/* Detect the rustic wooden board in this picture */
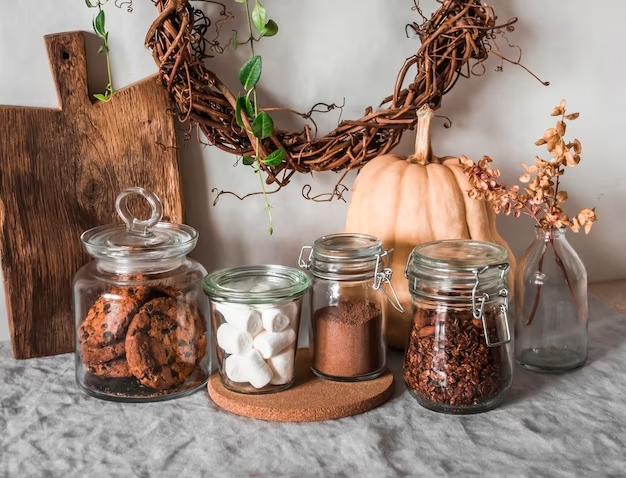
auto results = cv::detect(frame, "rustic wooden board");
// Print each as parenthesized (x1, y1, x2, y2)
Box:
(0, 31, 183, 359)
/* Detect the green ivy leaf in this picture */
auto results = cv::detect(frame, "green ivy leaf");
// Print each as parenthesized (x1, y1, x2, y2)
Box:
(260, 20, 279, 37)
(235, 98, 244, 128)
(85, 0, 95, 7)
(242, 155, 255, 166)
(242, 95, 254, 117)
(262, 148, 285, 167)
(251, 2, 268, 32)
(252, 111, 274, 139)
(94, 10, 106, 37)
(93, 93, 111, 102)
(97, 44, 108, 54)
(235, 96, 254, 128)
(239, 56, 262, 90)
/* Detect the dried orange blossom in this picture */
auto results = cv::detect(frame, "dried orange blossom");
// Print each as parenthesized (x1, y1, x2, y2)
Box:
(461, 100, 596, 233)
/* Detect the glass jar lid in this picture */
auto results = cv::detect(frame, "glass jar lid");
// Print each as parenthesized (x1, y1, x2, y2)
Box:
(81, 187, 197, 264)
(405, 239, 509, 301)
(408, 240, 508, 272)
(203, 265, 311, 304)
(299, 233, 382, 280)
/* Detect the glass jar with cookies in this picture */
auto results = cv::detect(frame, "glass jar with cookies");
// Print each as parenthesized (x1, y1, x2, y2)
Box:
(72, 187, 210, 402)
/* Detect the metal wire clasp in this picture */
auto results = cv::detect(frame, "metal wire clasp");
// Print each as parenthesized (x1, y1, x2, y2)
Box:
(298, 246, 313, 270)
(403, 254, 412, 279)
(471, 263, 511, 348)
(374, 249, 405, 313)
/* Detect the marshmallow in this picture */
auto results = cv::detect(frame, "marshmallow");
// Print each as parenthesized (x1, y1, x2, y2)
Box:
(224, 354, 248, 383)
(268, 347, 295, 385)
(253, 328, 296, 359)
(216, 323, 253, 355)
(260, 308, 290, 333)
(216, 304, 263, 336)
(278, 301, 299, 329)
(240, 349, 273, 389)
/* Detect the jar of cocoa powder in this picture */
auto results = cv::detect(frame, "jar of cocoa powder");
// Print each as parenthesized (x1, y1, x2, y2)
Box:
(403, 239, 513, 414)
(73, 187, 211, 402)
(299, 233, 403, 381)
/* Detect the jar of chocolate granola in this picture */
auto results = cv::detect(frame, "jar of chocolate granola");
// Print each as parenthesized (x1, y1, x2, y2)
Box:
(403, 240, 513, 414)
(299, 233, 404, 381)
(73, 187, 210, 402)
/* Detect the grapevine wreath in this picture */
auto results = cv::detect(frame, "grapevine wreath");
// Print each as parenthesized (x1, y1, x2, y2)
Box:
(145, 0, 547, 193)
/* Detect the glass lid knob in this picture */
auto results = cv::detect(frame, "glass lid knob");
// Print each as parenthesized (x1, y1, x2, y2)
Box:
(115, 187, 163, 237)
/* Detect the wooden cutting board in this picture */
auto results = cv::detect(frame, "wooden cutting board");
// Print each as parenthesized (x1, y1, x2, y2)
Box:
(0, 31, 183, 359)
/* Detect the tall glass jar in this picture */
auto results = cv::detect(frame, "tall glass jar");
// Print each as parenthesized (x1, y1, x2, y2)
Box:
(203, 265, 310, 394)
(299, 233, 403, 382)
(73, 187, 211, 402)
(515, 227, 588, 372)
(403, 240, 513, 414)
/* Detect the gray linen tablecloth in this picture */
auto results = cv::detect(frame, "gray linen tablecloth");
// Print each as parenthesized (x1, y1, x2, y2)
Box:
(1, 296, 625, 477)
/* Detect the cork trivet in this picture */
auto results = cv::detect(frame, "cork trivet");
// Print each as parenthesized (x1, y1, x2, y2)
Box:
(207, 348, 394, 422)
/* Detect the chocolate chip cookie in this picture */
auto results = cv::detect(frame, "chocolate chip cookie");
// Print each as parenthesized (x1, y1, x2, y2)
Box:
(88, 356, 133, 378)
(149, 287, 207, 361)
(184, 297, 207, 363)
(125, 297, 203, 389)
(79, 285, 151, 349)
(151, 285, 185, 300)
(80, 340, 126, 365)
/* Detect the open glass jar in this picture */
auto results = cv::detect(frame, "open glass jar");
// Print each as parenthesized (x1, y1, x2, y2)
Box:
(203, 265, 310, 394)
(299, 233, 403, 382)
(73, 187, 210, 402)
(403, 240, 513, 414)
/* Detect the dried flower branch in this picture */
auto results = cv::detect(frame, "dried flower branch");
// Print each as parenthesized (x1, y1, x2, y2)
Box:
(460, 100, 596, 233)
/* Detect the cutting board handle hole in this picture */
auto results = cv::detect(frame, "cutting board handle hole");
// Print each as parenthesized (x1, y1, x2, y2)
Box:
(62, 50, 70, 60)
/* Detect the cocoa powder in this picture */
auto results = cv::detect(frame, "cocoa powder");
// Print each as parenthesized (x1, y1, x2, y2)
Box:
(403, 307, 508, 408)
(312, 300, 384, 378)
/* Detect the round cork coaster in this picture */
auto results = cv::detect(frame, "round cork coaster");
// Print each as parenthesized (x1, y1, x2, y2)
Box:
(207, 348, 394, 422)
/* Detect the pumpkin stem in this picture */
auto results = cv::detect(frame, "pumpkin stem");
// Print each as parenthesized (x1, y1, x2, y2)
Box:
(409, 105, 439, 165)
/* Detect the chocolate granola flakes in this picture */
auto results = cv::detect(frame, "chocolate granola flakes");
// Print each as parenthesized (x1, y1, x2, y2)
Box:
(403, 307, 510, 409)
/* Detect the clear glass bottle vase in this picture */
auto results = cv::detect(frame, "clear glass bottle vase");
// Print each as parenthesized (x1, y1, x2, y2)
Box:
(514, 227, 588, 372)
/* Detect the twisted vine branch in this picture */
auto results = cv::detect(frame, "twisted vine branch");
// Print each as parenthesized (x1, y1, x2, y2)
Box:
(145, 0, 547, 191)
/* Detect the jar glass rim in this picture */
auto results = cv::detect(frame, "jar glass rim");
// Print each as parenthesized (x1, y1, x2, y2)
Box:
(203, 265, 311, 304)
(304, 233, 383, 281)
(312, 233, 382, 261)
(410, 239, 508, 271)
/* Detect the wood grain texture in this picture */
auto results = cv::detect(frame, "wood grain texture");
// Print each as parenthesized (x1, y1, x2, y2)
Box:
(0, 32, 183, 359)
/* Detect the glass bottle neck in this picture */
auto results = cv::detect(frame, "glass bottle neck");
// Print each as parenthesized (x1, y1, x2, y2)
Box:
(535, 227, 566, 242)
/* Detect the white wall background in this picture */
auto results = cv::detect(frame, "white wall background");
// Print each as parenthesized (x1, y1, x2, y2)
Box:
(0, 0, 623, 342)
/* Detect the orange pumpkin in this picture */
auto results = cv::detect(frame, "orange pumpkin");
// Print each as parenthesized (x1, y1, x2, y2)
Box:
(345, 107, 516, 349)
